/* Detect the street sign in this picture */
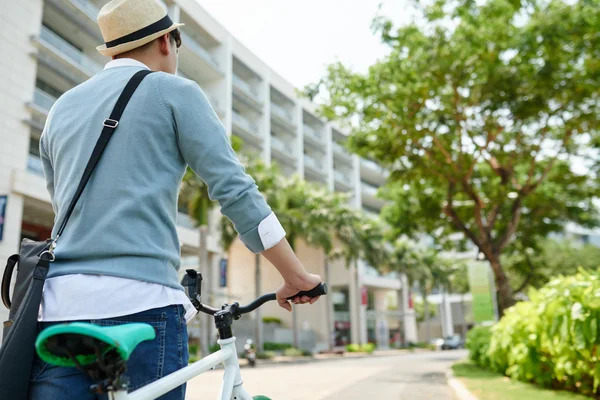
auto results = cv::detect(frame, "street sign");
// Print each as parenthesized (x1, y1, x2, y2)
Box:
(0, 195, 7, 242)
(467, 262, 498, 323)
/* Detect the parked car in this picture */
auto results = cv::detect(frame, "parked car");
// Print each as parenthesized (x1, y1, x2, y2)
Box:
(441, 335, 464, 350)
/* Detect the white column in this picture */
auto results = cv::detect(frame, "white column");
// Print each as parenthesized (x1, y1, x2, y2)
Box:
(0, 0, 44, 339)
(262, 77, 270, 164)
(400, 274, 418, 343)
(297, 108, 304, 178)
(348, 263, 359, 344)
(325, 125, 334, 192)
(441, 288, 454, 337)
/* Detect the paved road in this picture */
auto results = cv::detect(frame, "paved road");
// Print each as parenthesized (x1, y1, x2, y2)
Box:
(186, 350, 467, 399)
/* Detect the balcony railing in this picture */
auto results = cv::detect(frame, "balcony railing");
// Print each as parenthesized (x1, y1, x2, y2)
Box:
(232, 74, 261, 103)
(333, 141, 351, 156)
(70, 0, 99, 20)
(271, 136, 294, 156)
(304, 154, 323, 171)
(303, 124, 323, 142)
(361, 182, 379, 197)
(33, 88, 58, 112)
(180, 31, 221, 71)
(27, 155, 44, 176)
(232, 111, 260, 137)
(334, 170, 351, 184)
(38, 26, 102, 75)
(271, 102, 294, 124)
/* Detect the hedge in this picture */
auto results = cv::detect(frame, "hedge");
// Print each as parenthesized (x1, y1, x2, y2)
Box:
(466, 269, 600, 398)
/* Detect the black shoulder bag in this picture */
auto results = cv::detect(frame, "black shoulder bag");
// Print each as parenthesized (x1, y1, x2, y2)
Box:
(0, 70, 153, 400)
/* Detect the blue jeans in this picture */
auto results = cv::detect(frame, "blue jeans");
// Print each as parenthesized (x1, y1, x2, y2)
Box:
(29, 305, 189, 400)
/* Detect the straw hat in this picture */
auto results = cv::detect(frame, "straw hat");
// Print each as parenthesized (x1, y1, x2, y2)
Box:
(96, 0, 184, 57)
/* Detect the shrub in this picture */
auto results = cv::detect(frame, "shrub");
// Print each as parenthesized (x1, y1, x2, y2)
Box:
(346, 343, 361, 352)
(361, 343, 376, 354)
(256, 351, 276, 360)
(467, 269, 600, 397)
(262, 316, 283, 325)
(345, 343, 376, 353)
(188, 343, 199, 355)
(263, 342, 293, 351)
(209, 343, 220, 354)
(283, 347, 305, 357)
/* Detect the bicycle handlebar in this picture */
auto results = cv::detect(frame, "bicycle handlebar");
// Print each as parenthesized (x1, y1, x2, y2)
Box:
(197, 283, 328, 316)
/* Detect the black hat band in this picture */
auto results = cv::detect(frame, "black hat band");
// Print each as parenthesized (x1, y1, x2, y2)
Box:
(105, 14, 174, 48)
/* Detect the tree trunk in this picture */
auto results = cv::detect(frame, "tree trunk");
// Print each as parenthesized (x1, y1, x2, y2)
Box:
(292, 308, 299, 348)
(324, 257, 333, 351)
(254, 253, 263, 352)
(424, 288, 431, 343)
(488, 254, 515, 316)
(199, 225, 210, 358)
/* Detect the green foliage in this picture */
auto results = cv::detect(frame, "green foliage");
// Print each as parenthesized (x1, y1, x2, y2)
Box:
(414, 299, 438, 323)
(263, 342, 292, 351)
(345, 343, 376, 353)
(466, 326, 493, 368)
(467, 269, 600, 397)
(209, 343, 220, 354)
(256, 351, 276, 360)
(188, 343, 198, 355)
(262, 316, 283, 325)
(504, 238, 600, 294)
(283, 347, 307, 357)
(307, 0, 600, 313)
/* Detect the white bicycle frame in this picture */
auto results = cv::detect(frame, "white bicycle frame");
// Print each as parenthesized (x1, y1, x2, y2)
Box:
(110, 337, 252, 400)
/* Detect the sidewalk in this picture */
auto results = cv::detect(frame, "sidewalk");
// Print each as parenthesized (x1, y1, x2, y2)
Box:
(238, 348, 432, 367)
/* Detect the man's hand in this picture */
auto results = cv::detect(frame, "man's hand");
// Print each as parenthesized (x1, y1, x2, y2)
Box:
(276, 273, 323, 312)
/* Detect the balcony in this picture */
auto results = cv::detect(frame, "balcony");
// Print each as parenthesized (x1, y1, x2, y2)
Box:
(363, 265, 401, 290)
(303, 124, 324, 146)
(270, 136, 296, 164)
(304, 154, 327, 180)
(232, 111, 262, 145)
(68, 0, 100, 21)
(334, 170, 353, 191)
(27, 155, 44, 176)
(360, 158, 389, 185)
(361, 182, 379, 197)
(361, 182, 385, 209)
(180, 31, 222, 75)
(33, 26, 102, 80)
(333, 141, 353, 164)
(30, 88, 57, 114)
(271, 102, 296, 129)
(232, 74, 263, 110)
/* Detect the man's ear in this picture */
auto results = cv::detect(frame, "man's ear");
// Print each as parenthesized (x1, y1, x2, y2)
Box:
(158, 33, 171, 56)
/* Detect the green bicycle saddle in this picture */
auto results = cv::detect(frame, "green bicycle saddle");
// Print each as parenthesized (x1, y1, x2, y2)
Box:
(36, 322, 155, 367)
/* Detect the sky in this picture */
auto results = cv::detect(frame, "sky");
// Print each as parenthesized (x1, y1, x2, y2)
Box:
(196, 0, 411, 89)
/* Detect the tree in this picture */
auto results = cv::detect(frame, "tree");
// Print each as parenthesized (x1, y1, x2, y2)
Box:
(180, 166, 215, 358)
(305, 0, 600, 313)
(504, 237, 600, 295)
(218, 148, 279, 352)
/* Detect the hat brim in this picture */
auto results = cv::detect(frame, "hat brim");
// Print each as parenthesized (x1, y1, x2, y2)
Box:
(97, 23, 184, 57)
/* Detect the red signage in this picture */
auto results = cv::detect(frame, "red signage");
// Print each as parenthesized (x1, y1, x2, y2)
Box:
(361, 286, 368, 306)
(408, 292, 414, 309)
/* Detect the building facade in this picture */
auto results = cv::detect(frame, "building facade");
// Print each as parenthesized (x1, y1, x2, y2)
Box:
(0, 0, 418, 349)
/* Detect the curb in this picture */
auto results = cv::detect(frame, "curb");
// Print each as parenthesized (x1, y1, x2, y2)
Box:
(242, 348, 432, 367)
(446, 368, 479, 400)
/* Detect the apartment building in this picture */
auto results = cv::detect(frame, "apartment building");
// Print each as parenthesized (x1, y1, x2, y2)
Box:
(0, 0, 418, 349)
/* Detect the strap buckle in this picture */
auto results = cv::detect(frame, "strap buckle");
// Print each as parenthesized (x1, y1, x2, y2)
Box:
(103, 118, 119, 129)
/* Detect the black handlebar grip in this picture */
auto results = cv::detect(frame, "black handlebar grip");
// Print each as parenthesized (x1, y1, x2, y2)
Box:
(287, 283, 328, 300)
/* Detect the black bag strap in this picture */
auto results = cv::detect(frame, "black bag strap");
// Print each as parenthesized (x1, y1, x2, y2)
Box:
(54, 70, 153, 241)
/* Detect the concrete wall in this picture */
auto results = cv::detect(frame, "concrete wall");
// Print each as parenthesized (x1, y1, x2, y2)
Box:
(0, 0, 44, 332)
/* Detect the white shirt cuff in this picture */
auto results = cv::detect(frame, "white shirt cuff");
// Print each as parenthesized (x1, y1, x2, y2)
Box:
(258, 212, 286, 251)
